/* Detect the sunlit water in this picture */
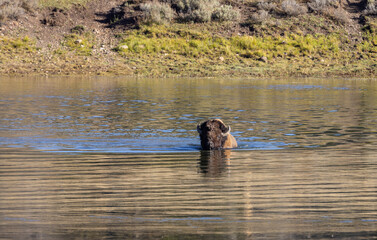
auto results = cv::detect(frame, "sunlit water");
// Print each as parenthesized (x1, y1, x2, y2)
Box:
(1, 77, 377, 239)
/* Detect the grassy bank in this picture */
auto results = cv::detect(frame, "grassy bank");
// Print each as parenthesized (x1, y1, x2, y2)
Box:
(110, 21, 377, 76)
(1, 29, 375, 76)
(0, 0, 376, 77)
(38, 0, 91, 8)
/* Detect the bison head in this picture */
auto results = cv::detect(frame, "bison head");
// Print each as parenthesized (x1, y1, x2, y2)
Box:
(197, 119, 237, 150)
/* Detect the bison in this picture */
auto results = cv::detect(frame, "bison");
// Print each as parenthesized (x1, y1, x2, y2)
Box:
(197, 119, 238, 150)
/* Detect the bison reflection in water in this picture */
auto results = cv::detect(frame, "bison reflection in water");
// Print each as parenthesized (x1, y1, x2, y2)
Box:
(198, 150, 232, 176)
(197, 119, 238, 150)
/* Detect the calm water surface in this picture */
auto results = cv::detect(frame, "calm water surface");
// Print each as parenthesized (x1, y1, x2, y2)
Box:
(0, 77, 377, 239)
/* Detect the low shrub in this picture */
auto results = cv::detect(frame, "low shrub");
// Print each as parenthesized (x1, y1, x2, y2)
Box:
(71, 25, 85, 34)
(327, 7, 349, 24)
(257, 1, 277, 12)
(171, 0, 239, 22)
(281, 0, 307, 16)
(140, 1, 175, 24)
(307, 0, 350, 24)
(20, 0, 37, 12)
(0, 0, 37, 23)
(172, 0, 219, 22)
(249, 9, 269, 24)
(171, 0, 213, 13)
(363, 0, 377, 15)
(211, 5, 240, 22)
(308, 0, 338, 12)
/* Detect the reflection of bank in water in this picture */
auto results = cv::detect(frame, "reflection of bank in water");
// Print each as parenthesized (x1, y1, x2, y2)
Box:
(198, 150, 232, 176)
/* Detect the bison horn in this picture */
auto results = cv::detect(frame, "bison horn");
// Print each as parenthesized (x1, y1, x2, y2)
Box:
(222, 126, 231, 136)
(197, 124, 202, 134)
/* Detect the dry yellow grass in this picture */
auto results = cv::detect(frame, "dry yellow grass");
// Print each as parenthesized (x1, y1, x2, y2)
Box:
(38, 0, 91, 8)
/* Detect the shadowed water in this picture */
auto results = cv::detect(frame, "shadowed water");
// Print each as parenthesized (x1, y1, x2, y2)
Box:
(0, 77, 377, 239)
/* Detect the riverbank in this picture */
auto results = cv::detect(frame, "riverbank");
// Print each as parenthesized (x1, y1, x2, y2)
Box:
(1, 0, 376, 77)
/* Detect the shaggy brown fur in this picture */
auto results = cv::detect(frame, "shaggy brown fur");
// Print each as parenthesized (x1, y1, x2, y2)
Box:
(197, 119, 238, 150)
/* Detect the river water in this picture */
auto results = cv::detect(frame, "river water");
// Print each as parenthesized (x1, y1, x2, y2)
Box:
(0, 77, 377, 239)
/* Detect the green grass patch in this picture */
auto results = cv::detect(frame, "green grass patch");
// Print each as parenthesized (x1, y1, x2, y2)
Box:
(115, 24, 343, 61)
(62, 32, 95, 56)
(110, 24, 358, 77)
(358, 17, 377, 55)
(232, 34, 341, 59)
(38, 0, 91, 9)
(0, 36, 36, 54)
